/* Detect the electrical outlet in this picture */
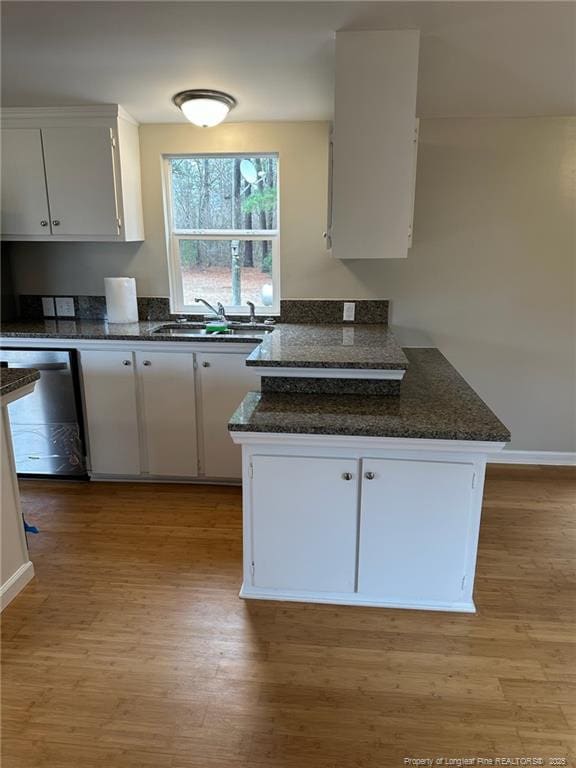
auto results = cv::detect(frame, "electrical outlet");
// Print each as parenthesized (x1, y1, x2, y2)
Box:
(55, 297, 75, 317)
(41, 297, 55, 317)
(343, 302, 355, 322)
(342, 328, 355, 346)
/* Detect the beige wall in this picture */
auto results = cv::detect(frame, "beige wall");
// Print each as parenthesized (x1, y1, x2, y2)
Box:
(8, 118, 576, 452)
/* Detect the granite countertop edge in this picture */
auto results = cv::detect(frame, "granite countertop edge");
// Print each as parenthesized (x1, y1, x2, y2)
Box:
(0, 323, 265, 344)
(228, 422, 510, 443)
(0, 368, 41, 397)
(246, 323, 409, 370)
(244, 359, 408, 370)
(1, 320, 409, 371)
(228, 348, 511, 444)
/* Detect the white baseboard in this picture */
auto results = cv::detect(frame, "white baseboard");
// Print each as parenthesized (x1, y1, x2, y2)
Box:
(1, 561, 34, 611)
(89, 474, 241, 486)
(488, 450, 576, 466)
(239, 583, 476, 614)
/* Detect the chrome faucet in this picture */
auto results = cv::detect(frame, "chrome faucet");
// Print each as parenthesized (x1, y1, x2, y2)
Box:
(194, 297, 226, 320)
(246, 301, 257, 325)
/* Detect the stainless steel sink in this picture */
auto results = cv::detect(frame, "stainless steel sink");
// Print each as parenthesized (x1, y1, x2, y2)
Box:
(151, 322, 273, 339)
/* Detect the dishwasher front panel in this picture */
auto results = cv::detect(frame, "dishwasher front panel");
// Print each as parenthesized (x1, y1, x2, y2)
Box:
(0, 349, 87, 477)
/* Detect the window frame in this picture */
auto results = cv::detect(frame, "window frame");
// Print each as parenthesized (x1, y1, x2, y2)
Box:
(162, 153, 280, 317)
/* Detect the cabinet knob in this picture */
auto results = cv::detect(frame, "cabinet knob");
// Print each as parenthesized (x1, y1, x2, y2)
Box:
(202, 361, 210, 367)
(40, 220, 48, 227)
(364, 471, 375, 480)
(142, 360, 151, 366)
(122, 360, 131, 366)
(52, 219, 61, 227)
(341, 472, 353, 481)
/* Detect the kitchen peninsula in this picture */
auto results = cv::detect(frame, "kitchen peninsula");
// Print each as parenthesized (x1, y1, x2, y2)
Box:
(1, 299, 510, 612)
(229, 301, 510, 613)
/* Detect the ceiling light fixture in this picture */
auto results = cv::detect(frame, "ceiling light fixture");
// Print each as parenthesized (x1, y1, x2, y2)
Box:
(172, 89, 237, 128)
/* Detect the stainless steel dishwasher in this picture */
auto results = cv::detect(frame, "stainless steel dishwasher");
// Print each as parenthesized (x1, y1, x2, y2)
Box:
(0, 349, 87, 477)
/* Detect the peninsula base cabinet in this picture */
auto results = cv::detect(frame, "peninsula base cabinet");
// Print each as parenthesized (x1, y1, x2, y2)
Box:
(233, 436, 495, 612)
(80, 345, 258, 480)
(250, 456, 358, 593)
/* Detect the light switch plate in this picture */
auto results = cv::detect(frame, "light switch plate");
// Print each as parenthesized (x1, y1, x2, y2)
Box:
(343, 302, 355, 322)
(41, 297, 55, 317)
(55, 297, 75, 317)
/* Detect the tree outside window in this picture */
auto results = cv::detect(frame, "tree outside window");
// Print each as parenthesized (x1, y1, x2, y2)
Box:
(165, 154, 279, 313)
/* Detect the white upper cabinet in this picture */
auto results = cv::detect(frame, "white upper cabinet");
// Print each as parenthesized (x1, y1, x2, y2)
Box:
(41, 127, 120, 237)
(1, 129, 51, 236)
(1, 106, 144, 242)
(330, 31, 420, 260)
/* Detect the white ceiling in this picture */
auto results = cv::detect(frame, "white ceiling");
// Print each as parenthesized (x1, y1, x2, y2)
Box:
(2, 2, 574, 122)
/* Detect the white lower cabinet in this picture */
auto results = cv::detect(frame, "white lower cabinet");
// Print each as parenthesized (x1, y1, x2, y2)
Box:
(135, 351, 197, 477)
(236, 442, 486, 612)
(81, 348, 198, 478)
(250, 456, 359, 593)
(80, 345, 257, 480)
(358, 458, 475, 603)
(196, 352, 260, 479)
(80, 350, 140, 475)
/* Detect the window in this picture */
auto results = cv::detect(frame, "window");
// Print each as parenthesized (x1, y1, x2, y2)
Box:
(164, 154, 279, 315)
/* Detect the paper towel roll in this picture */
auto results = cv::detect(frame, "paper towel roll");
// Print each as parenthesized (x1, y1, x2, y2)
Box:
(105, 277, 138, 324)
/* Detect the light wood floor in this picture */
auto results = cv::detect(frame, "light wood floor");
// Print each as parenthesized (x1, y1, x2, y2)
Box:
(2, 466, 575, 767)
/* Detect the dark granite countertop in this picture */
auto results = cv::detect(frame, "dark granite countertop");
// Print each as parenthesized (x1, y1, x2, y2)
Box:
(229, 348, 511, 442)
(246, 324, 408, 370)
(0, 368, 40, 398)
(0, 319, 266, 344)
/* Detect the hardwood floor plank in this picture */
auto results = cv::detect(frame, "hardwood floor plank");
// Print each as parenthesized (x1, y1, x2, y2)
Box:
(2, 465, 575, 768)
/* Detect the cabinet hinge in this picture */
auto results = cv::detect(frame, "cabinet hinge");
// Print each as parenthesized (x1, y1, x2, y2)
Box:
(117, 217, 122, 230)
(461, 575, 466, 591)
(472, 472, 477, 489)
(111, 134, 117, 148)
(248, 462, 253, 479)
(251, 561, 255, 578)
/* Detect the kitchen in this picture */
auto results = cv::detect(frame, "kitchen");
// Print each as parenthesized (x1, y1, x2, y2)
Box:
(1, 2, 575, 766)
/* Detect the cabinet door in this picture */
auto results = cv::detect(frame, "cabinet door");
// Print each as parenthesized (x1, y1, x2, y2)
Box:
(251, 455, 359, 593)
(41, 127, 119, 237)
(135, 351, 197, 477)
(358, 458, 475, 603)
(80, 350, 140, 475)
(1, 129, 51, 236)
(332, 31, 419, 260)
(197, 351, 260, 479)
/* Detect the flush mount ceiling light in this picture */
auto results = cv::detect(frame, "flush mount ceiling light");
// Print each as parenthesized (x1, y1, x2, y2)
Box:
(172, 89, 237, 128)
